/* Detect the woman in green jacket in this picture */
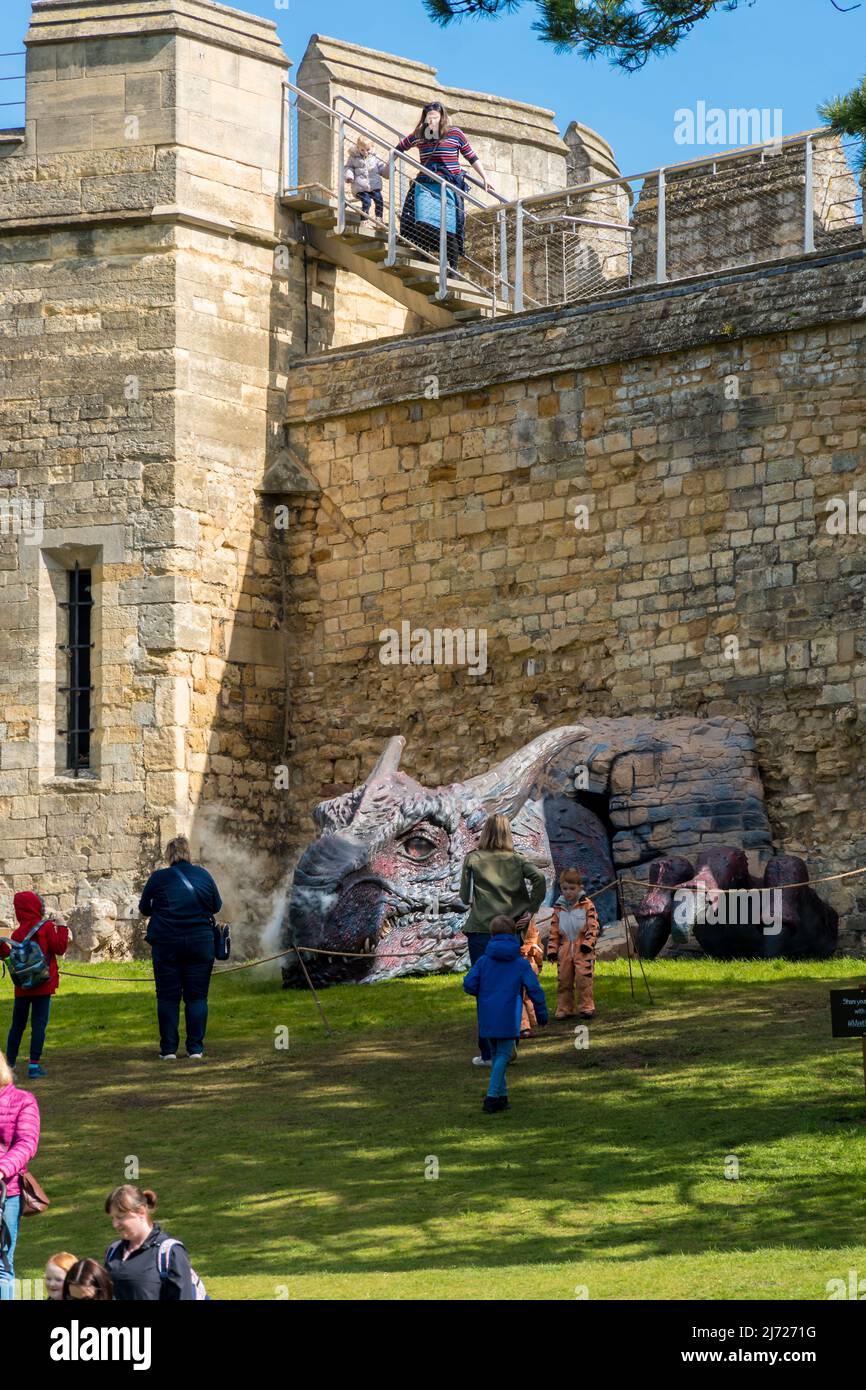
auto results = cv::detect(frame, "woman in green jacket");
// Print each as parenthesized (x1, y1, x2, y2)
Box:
(460, 815, 547, 1065)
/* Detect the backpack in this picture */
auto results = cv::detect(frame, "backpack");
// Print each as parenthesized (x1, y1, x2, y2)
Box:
(157, 1237, 209, 1300)
(106, 1235, 210, 1301)
(2, 921, 51, 991)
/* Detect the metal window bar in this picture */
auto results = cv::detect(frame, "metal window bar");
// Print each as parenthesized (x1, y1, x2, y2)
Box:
(57, 563, 94, 775)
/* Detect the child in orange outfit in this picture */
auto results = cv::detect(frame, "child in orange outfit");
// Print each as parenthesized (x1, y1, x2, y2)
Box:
(544, 868, 599, 1019)
(519, 920, 544, 1037)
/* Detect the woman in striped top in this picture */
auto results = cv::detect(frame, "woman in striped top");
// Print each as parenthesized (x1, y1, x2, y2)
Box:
(0, 1049, 41, 1301)
(395, 101, 495, 269)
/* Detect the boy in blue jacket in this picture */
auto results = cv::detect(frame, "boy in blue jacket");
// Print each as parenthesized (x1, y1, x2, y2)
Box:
(463, 916, 548, 1113)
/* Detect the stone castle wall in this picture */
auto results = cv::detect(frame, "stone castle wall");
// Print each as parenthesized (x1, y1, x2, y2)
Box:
(0, 0, 420, 929)
(277, 248, 866, 938)
(1, 1, 865, 954)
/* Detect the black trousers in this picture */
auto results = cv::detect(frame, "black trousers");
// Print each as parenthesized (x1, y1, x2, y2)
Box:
(151, 933, 215, 1056)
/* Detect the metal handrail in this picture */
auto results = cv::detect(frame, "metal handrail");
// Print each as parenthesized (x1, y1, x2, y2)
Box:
(496, 126, 833, 217)
(285, 80, 492, 215)
(286, 78, 513, 311)
(285, 82, 860, 323)
(332, 91, 512, 208)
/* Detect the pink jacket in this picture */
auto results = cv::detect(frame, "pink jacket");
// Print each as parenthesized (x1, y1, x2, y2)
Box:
(0, 1083, 41, 1198)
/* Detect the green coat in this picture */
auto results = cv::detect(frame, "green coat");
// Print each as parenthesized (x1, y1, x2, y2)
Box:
(459, 849, 547, 934)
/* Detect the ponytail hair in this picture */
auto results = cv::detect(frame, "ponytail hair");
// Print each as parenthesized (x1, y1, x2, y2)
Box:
(105, 1184, 157, 1218)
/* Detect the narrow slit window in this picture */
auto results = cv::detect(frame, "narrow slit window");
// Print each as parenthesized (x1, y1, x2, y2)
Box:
(59, 563, 94, 775)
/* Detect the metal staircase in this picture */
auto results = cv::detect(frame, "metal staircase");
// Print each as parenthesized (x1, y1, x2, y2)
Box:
(281, 84, 514, 328)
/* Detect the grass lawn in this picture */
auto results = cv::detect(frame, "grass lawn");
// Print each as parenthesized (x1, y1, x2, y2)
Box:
(9, 955, 866, 1300)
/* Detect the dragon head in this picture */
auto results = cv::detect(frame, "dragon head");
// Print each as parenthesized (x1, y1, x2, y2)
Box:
(282, 726, 588, 985)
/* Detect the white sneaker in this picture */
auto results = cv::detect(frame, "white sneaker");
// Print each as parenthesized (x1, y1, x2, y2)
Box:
(187, 1053, 204, 1061)
(159, 1053, 177, 1061)
(471, 1056, 492, 1067)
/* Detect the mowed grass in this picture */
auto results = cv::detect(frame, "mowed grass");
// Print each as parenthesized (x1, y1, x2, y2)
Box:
(9, 955, 866, 1300)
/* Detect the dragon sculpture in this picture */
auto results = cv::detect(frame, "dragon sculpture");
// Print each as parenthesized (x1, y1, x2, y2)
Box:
(282, 720, 840, 986)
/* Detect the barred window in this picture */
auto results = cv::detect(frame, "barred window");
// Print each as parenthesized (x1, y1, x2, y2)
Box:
(58, 562, 94, 775)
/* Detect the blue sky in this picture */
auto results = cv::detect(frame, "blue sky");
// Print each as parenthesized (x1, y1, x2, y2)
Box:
(1, 0, 864, 173)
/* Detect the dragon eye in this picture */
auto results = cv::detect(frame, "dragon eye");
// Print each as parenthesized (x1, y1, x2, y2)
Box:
(400, 834, 437, 861)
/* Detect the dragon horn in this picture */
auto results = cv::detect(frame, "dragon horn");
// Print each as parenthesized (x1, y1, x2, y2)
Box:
(366, 736, 405, 782)
(459, 725, 590, 818)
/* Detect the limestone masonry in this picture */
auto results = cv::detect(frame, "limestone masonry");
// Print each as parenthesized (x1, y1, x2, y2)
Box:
(0, 0, 864, 953)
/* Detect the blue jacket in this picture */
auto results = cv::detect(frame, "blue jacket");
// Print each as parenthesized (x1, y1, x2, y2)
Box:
(463, 934, 548, 1039)
(139, 863, 222, 944)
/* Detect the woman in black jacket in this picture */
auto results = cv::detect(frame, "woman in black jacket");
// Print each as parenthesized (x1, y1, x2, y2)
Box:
(138, 836, 222, 1061)
(104, 1186, 198, 1301)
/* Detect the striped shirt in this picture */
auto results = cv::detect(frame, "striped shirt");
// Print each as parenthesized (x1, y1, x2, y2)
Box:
(0, 1083, 41, 1198)
(395, 127, 478, 175)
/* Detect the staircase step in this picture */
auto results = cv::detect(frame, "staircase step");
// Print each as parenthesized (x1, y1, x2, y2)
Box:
(394, 267, 477, 294)
(343, 230, 387, 249)
(281, 185, 333, 211)
(301, 208, 339, 228)
(352, 243, 389, 261)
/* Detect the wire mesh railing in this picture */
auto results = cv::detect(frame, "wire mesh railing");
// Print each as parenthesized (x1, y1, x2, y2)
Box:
(491, 129, 864, 311)
(812, 136, 863, 251)
(283, 94, 865, 321)
(0, 50, 25, 130)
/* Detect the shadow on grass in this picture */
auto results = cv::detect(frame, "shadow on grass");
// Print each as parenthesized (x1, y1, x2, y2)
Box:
(16, 966, 866, 1282)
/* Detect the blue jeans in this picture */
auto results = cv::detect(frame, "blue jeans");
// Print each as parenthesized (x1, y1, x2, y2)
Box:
(6, 996, 51, 1066)
(151, 933, 215, 1056)
(487, 1039, 515, 1098)
(0, 1195, 21, 1301)
(465, 933, 492, 1061)
(357, 189, 383, 217)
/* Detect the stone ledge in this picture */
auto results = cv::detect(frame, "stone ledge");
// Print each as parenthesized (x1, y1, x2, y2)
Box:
(0, 202, 280, 247)
(26, 0, 290, 69)
(285, 246, 866, 422)
(40, 777, 110, 793)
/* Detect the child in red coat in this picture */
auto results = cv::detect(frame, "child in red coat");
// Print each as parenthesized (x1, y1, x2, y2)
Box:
(0, 892, 69, 1080)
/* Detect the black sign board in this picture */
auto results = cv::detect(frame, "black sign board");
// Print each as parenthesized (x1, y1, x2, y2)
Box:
(830, 988, 866, 1038)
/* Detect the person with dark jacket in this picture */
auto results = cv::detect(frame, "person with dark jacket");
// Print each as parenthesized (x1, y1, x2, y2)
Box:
(0, 891, 70, 1079)
(463, 917, 548, 1114)
(138, 836, 222, 1061)
(104, 1185, 197, 1301)
(459, 815, 546, 1064)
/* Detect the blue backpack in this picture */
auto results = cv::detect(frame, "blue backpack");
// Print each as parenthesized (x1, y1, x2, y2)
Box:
(3, 921, 51, 991)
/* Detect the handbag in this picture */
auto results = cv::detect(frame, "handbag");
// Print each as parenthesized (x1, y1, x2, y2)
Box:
(212, 924, 231, 963)
(0, 1163, 49, 1220)
(172, 865, 231, 962)
(19, 1169, 49, 1217)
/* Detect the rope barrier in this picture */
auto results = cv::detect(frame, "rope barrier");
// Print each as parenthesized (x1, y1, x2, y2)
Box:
(22, 856, 866, 989)
(58, 950, 293, 984)
(620, 863, 866, 893)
